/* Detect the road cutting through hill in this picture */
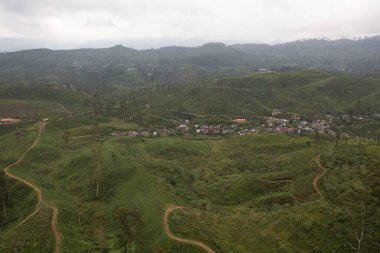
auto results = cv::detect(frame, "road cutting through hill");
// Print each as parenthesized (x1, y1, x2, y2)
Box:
(3, 122, 61, 253)
(313, 154, 327, 200)
(164, 205, 216, 253)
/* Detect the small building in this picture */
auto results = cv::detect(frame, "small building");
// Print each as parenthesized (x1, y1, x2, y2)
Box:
(177, 124, 190, 133)
(271, 109, 282, 116)
(233, 118, 246, 124)
(275, 127, 294, 134)
(199, 125, 222, 135)
(0, 118, 20, 124)
(223, 128, 235, 135)
(258, 68, 269, 73)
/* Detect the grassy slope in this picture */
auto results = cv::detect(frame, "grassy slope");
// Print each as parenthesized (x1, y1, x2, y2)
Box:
(212, 70, 380, 115)
(1, 113, 379, 252)
(124, 70, 380, 119)
(0, 70, 379, 252)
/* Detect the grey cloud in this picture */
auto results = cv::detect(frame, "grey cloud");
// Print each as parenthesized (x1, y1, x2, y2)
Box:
(85, 18, 116, 28)
(0, 0, 379, 48)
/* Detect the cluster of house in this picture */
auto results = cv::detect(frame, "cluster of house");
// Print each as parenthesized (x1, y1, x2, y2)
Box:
(261, 109, 337, 134)
(69, 60, 155, 78)
(264, 116, 293, 133)
(265, 117, 289, 127)
(263, 116, 334, 134)
(195, 125, 231, 135)
(110, 114, 334, 139)
(108, 109, 380, 139)
(111, 128, 177, 137)
(70, 61, 110, 73)
(257, 68, 273, 74)
(310, 120, 333, 133)
(110, 120, 248, 138)
(111, 130, 152, 137)
(177, 119, 238, 135)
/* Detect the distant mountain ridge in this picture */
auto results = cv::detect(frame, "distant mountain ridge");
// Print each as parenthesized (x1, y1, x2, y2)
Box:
(0, 36, 379, 90)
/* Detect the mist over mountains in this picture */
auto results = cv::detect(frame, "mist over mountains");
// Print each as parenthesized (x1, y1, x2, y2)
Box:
(0, 38, 215, 52)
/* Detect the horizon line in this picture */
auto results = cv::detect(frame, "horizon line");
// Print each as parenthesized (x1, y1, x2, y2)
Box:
(0, 34, 379, 53)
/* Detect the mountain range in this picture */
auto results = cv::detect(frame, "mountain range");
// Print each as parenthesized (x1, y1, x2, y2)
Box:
(0, 36, 380, 90)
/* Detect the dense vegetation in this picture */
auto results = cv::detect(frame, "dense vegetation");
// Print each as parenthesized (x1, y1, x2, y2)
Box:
(1, 114, 379, 252)
(0, 66, 379, 252)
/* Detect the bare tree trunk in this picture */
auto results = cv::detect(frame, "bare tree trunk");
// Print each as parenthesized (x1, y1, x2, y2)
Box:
(96, 181, 100, 200)
(78, 214, 82, 227)
(95, 153, 101, 200)
(2, 200, 7, 220)
(347, 201, 365, 253)
(357, 202, 365, 252)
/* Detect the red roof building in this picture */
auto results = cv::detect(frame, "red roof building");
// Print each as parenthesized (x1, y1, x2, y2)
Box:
(233, 118, 246, 123)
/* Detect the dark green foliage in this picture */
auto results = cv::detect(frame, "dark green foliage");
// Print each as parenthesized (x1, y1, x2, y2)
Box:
(113, 208, 144, 248)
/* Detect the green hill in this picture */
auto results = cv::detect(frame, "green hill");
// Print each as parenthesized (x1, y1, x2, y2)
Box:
(0, 69, 379, 252)
(1, 113, 379, 252)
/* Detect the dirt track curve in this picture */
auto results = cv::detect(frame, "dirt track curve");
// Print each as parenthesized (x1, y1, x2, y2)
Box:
(164, 205, 216, 253)
(3, 122, 61, 253)
(313, 154, 327, 200)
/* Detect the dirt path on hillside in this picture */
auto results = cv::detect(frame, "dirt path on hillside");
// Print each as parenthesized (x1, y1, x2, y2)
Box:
(313, 154, 327, 200)
(3, 122, 61, 253)
(257, 176, 306, 202)
(164, 205, 216, 253)
(45, 203, 61, 253)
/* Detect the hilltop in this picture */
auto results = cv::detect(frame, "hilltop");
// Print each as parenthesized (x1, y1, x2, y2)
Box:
(0, 37, 380, 90)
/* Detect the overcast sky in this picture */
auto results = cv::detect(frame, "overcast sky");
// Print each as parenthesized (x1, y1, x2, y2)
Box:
(0, 0, 379, 50)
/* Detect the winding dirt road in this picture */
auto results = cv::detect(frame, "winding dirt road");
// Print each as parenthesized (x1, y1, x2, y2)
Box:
(164, 205, 216, 253)
(45, 203, 61, 253)
(3, 122, 61, 253)
(313, 154, 327, 200)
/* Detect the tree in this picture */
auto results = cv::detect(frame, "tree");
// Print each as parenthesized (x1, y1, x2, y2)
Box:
(314, 131, 320, 141)
(92, 144, 104, 200)
(119, 100, 128, 119)
(62, 131, 70, 147)
(94, 121, 100, 136)
(346, 201, 366, 253)
(73, 198, 83, 228)
(114, 208, 144, 249)
(0, 172, 8, 222)
(335, 131, 341, 148)
(105, 99, 116, 117)
(14, 128, 21, 145)
(200, 201, 211, 220)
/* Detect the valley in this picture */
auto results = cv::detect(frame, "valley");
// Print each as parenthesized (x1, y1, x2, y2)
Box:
(0, 69, 379, 252)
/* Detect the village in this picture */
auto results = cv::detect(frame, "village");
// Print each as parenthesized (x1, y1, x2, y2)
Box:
(2, 108, 376, 139)
(110, 109, 379, 139)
